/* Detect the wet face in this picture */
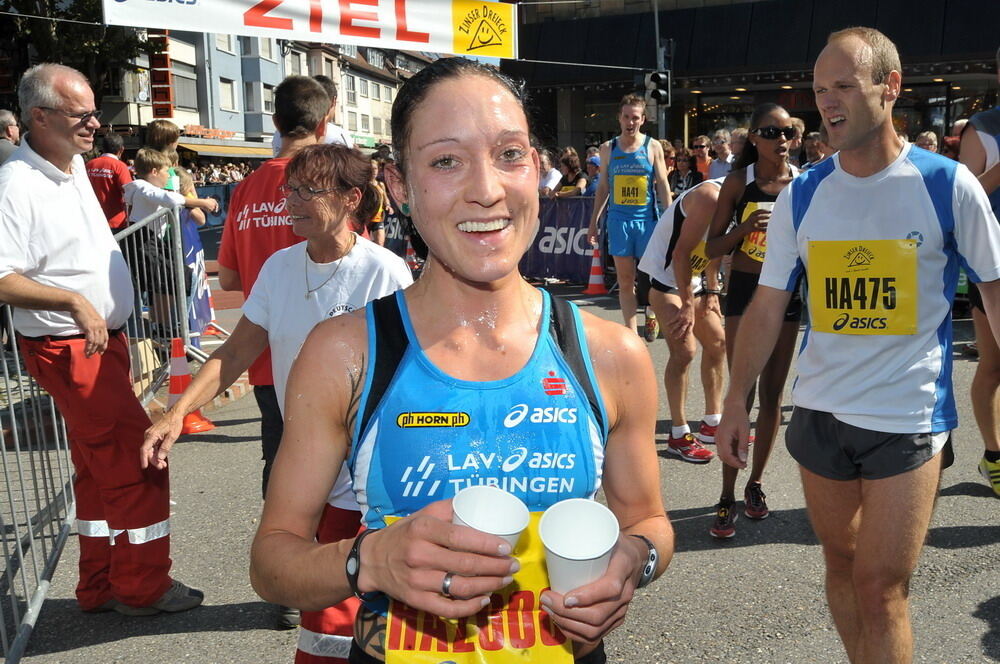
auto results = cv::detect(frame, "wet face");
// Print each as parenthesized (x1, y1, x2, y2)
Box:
(284, 177, 359, 241)
(388, 75, 539, 286)
(749, 110, 795, 166)
(813, 36, 899, 153)
(618, 104, 645, 138)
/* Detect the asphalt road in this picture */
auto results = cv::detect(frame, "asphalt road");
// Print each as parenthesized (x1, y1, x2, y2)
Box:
(21, 286, 1000, 663)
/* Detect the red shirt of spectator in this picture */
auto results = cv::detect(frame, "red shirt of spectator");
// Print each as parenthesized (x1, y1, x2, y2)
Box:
(86, 153, 133, 228)
(217, 157, 299, 385)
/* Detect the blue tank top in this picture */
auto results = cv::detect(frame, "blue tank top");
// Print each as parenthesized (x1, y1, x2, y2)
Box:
(607, 135, 656, 225)
(970, 107, 1000, 214)
(349, 290, 609, 529)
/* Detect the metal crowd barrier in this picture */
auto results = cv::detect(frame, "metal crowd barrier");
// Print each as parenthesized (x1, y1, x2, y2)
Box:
(0, 206, 193, 662)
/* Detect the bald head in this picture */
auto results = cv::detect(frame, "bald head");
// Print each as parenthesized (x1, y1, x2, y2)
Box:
(825, 27, 901, 86)
(19, 63, 91, 129)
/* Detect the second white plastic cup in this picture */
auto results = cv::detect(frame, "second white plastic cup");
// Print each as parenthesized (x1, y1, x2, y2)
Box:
(539, 498, 620, 594)
(452, 485, 529, 549)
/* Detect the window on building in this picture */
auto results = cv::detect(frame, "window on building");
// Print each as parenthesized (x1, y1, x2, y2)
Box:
(373, 117, 382, 135)
(261, 38, 275, 61)
(359, 79, 368, 98)
(219, 78, 237, 111)
(371, 83, 380, 101)
(346, 75, 356, 106)
(347, 111, 358, 131)
(216, 34, 235, 53)
(263, 84, 275, 113)
(244, 82, 257, 113)
(290, 52, 303, 75)
(361, 114, 370, 132)
(324, 58, 334, 78)
(341, 44, 357, 58)
(384, 84, 393, 102)
(174, 76, 198, 110)
(369, 50, 384, 69)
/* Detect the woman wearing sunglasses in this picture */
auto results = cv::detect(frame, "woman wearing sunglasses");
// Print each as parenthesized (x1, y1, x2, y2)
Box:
(705, 103, 801, 539)
(668, 149, 703, 197)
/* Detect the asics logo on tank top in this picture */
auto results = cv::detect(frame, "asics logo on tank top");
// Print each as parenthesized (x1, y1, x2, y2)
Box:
(503, 404, 579, 427)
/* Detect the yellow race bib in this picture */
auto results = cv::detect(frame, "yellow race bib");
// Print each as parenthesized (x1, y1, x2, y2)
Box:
(739, 202, 769, 263)
(807, 240, 918, 335)
(385, 513, 574, 664)
(689, 241, 710, 273)
(613, 175, 648, 206)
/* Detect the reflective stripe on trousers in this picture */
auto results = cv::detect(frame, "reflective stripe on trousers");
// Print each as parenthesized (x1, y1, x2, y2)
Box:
(77, 518, 170, 545)
(297, 628, 353, 658)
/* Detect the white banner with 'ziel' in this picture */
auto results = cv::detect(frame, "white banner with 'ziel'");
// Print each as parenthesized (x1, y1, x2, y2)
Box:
(102, 0, 517, 59)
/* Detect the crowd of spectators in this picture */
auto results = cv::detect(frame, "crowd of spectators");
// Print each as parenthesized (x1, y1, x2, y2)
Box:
(537, 118, 969, 201)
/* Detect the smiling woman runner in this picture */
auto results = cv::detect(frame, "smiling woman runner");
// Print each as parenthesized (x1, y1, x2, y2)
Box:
(250, 58, 674, 664)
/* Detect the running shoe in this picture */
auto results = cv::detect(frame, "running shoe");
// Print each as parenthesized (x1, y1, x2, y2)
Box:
(980, 456, 1000, 498)
(666, 433, 715, 464)
(644, 315, 660, 342)
(696, 421, 717, 444)
(114, 579, 204, 616)
(710, 501, 737, 539)
(744, 481, 770, 519)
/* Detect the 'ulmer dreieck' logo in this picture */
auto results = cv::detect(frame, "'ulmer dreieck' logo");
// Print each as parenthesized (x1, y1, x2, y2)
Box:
(458, 5, 508, 51)
(844, 244, 875, 271)
(396, 412, 470, 428)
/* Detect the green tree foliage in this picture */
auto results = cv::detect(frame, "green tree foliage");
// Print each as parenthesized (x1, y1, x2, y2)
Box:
(0, 0, 153, 107)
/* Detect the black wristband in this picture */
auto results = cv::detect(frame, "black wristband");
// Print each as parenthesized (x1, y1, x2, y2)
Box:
(345, 528, 382, 602)
(629, 534, 658, 589)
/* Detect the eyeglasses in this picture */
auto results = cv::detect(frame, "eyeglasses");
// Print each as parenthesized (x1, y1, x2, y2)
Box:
(691, 144, 708, 149)
(280, 183, 338, 201)
(752, 126, 797, 141)
(39, 107, 103, 124)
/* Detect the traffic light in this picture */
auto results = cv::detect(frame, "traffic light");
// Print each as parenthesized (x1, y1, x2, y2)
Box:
(644, 71, 671, 106)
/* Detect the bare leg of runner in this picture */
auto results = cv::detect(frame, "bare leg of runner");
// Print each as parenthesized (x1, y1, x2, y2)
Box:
(613, 255, 639, 333)
(800, 455, 942, 663)
(971, 309, 1000, 454)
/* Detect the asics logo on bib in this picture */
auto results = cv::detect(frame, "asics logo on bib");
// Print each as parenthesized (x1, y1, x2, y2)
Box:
(833, 313, 888, 331)
(503, 404, 578, 427)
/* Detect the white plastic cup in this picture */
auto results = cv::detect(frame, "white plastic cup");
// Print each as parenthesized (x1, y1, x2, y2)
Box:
(539, 499, 620, 594)
(756, 201, 775, 212)
(452, 485, 529, 549)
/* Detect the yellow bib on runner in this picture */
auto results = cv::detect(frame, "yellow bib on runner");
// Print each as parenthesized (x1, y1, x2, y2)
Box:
(739, 202, 768, 263)
(807, 239, 918, 336)
(689, 241, 710, 273)
(613, 175, 648, 206)
(385, 513, 574, 664)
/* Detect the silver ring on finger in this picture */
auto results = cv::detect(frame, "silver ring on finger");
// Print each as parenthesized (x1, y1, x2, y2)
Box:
(440, 571, 455, 599)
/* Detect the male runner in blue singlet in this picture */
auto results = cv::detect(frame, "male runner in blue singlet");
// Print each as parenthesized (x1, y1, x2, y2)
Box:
(588, 94, 671, 339)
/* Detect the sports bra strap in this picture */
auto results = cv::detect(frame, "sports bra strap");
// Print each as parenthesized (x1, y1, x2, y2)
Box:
(360, 294, 409, 438)
(547, 293, 606, 436)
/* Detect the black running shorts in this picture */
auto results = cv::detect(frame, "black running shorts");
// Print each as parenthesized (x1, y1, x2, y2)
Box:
(785, 406, 953, 481)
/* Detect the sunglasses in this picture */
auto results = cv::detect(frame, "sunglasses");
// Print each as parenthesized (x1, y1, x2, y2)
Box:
(40, 107, 104, 124)
(752, 126, 797, 141)
(691, 144, 708, 149)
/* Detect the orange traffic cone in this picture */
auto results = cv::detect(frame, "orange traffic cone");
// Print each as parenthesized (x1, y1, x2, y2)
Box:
(168, 338, 215, 434)
(203, 295, 223, 336)
(405, 237, 422, 272)
(582, 245, 609, 295)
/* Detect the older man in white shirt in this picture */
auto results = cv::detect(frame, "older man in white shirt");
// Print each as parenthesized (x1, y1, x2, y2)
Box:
(0, 63, 201, 616)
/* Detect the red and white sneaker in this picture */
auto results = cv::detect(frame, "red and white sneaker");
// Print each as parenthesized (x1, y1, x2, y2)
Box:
(666, 433, 715, 464)
(696, 421, 718, 444)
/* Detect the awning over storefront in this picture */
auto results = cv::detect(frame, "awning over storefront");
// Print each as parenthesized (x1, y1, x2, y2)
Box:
(177, 142, 273, 158)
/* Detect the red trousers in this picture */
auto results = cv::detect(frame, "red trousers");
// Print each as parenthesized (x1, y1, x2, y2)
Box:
(295, 505, 363, 664)
(19, 332, 172, 609)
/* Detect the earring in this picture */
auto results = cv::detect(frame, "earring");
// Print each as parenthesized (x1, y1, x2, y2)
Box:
(401, 203, 411, 216)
